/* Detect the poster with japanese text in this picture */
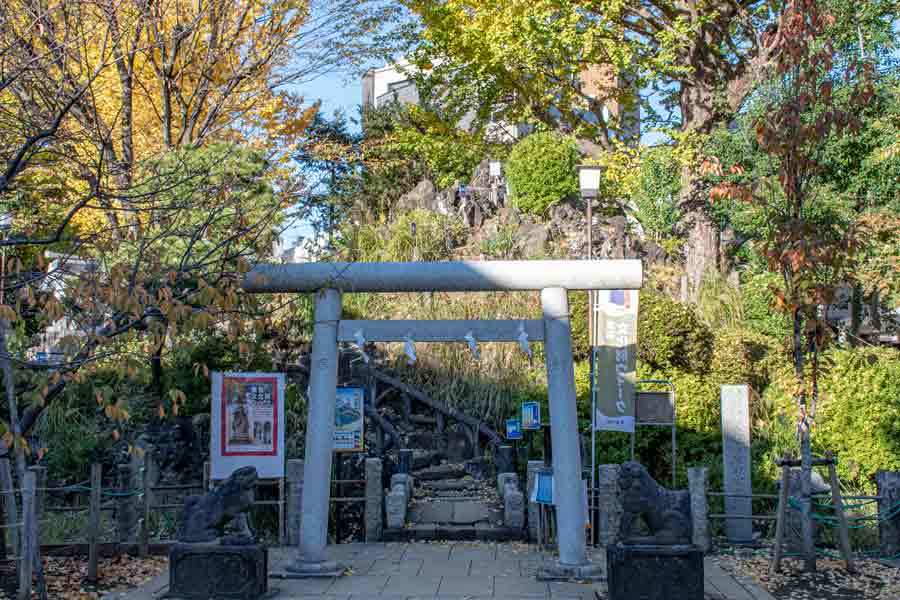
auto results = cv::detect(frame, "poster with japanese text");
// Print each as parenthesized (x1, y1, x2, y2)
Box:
(334, 387, 365, 452)
(593, 290, 638, 433)
(211, 372, 285, 479)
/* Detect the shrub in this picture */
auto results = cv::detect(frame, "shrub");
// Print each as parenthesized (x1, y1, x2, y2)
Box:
(506, 131, 579, 215)
(637, 290, 713, 373)
(764, 347, 900, 492)
(740, 267, 792, 340)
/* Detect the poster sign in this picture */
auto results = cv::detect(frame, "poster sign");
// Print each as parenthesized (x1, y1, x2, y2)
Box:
(593, 290, 638, 433)
(521, 402, 541, 430)
(531, 470, 554, 505)
(506, 418, 522, 440)
(334, 387, 365, 452)
(211, 372, 285, 480)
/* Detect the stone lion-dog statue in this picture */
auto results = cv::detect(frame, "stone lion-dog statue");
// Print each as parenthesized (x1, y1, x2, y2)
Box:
(178, 465, 257, 544)
(618, 461, 692, 545)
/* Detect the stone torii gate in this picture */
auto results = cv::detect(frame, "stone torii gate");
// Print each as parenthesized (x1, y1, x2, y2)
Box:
(242, 259, 643, 579)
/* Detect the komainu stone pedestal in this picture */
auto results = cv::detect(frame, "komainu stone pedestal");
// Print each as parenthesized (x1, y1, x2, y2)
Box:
(168, 543, 268, 600)
(607, 544, 703, 600)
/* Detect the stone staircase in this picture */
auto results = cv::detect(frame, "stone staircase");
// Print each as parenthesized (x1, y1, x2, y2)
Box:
(381, 446, 525, 542)
(294, 350, 528, 543)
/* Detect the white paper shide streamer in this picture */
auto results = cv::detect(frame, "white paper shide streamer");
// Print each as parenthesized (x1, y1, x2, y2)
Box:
(517, 322, 532, 359)
(463, 330, 480, 360)
(403, 334, 417, 365)
(353, 329, 370, 364)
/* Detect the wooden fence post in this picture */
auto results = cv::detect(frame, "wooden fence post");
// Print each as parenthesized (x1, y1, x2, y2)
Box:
(18, 470, 35, 600)
(826, 452, 854, 572)
(771, 454, 791, 573)
(0, 457, 19, 570)
(139, 447, 156, 558)
(87, 463, 101, 583)
(117, 457, 140, 546)
(28, 466, 46, 597)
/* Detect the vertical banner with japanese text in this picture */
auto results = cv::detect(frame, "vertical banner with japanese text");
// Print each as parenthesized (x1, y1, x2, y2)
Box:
(211, 372, 285, 479)
(592, 290, 638, 433)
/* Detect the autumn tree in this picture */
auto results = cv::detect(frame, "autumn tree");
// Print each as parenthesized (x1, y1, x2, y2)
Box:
(707, 0, 875, 570)
(403, 0, 897, 293)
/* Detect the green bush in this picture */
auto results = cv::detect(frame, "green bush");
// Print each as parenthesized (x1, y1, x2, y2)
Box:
(740, 268, 792, 340)
(637, 290, 713, 373)
(506, 131, 579, 215)
(764, 347, 900, 492)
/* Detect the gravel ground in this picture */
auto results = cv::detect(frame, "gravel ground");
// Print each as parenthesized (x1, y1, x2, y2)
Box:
(717, 552, 900, 599)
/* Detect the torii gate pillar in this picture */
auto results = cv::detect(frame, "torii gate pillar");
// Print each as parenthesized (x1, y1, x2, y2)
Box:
(245, 260, 642, 580)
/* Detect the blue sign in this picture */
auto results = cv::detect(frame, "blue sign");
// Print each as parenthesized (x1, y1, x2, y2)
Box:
(522, 402, 541, 430)
(531, 470, 554, 505)
(506, 418, 522, 440)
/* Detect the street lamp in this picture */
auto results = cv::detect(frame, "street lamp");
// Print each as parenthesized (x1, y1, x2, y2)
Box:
(577, 165, 603, 259)
(577, 165, 603, 504)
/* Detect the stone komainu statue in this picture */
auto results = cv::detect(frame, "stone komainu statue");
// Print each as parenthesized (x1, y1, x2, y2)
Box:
(618, 461, 692, 545)
(178, 465, 257, 544)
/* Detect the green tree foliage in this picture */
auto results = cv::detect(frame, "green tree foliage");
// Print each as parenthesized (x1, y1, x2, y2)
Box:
(630, 146, 682, 241)
(390, 106, 505, 189)
(506, 132, 579, 215)
(637, 291, 713, 373)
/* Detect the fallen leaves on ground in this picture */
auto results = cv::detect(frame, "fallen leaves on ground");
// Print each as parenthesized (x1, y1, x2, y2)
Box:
(3, 555, 166, 600)
(716, 552, 900, 599)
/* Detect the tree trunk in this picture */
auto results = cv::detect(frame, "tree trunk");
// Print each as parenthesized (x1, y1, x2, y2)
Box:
(0, 320, 26, 486)
(793, 310, 816, 571)
(678, 78, 721, 300)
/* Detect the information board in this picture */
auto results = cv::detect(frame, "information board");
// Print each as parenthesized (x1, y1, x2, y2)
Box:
(334, 387, 365, 452)
(211, 372, 285, 479)
(521, 402, 541, 430)
(506, 418, 523, 440)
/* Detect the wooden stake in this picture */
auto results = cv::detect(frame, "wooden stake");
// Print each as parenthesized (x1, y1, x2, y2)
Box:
(826, 452, 855, 572)
(18, 470, 35, 600)
(771, 453, 791, 573)
(0, 458, 19, 572)
(87, 463, 101, 583)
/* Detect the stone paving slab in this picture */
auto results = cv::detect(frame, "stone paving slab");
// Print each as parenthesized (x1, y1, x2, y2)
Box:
(104, 542, 779, 600)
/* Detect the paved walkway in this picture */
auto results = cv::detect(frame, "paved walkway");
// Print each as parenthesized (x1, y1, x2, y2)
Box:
(105, 543, 775, 600)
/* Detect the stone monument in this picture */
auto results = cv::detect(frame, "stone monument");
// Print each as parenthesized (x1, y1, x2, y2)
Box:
(721, 384, 752, 543)
(166, 466, 269, 600)
(607, 462, 703, 600)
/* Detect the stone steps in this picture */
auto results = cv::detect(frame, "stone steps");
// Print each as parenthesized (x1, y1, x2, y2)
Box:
(419, 477, 480, 491)
(382, 522, 523, 542)
(411, 464, 468, 481)
(408, 498, 502, 525)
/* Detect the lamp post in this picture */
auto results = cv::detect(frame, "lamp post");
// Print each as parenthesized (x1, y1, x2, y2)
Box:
(577, 165, 602, 504)
(489, 159, 502, 206)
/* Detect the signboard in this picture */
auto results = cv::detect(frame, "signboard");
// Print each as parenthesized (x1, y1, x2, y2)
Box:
(593, 290, 638, 433)
(506, 418, 523, 440)
(636, 391, 675, 424)
(531, 470, 554, 505)
(521, 402, 541, 430)
(211, 372, 285, 480)
(334, 387, 365, 452)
